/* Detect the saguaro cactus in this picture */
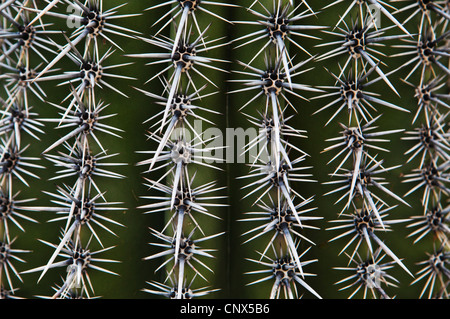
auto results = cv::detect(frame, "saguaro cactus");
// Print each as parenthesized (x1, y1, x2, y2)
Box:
(0, 0, 448, 299)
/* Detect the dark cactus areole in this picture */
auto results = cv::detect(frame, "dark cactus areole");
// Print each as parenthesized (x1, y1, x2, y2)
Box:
(169, 286, 194, 299)
(1, 149, 19, 175)
(345, 26, 367, 58)
(418, 37, 438, 66)
(77, 109, 98, 134)
(172, 235, 195, 261)
(17, 66, 37, 87)
(262, 116, 275, 142)
(173, 188, 196, 214)
(273, 256, 296, 284)
(421, 161, 443, 188)
(79, 61, 103, 88)
(7, 107, 27, 130)
(353, 207, 376, 236)
(0, 193, 12, 221)
(414, 30, 450, 74)
(75, 154, 97, 178)
(344, 127, 365, 150)
(170, 140, 193, 166)
(340, 79, 364, 109)
(172, 42, 196, 72)
(179, 0, 200, 12)
(0, 286, 12, 299)
(427, 249, 449, 274)
(171, 94, 191, 120)
(419, 124, 438, 150)
(73, 198, 95, 225)
(426, 206, 448, 232)
(268, 161, 290, 187)
(0, 241, 11, 264)
(266, 6, 290, 42)
(262, 69, 285, 96)
(418, 0, 435, 11)
(81, 5, 106, 37)
(68, 246, 92, 272)
(18, 25, 36, 48)
(270, 204, 295, 232)
(415, 83, 433, 106)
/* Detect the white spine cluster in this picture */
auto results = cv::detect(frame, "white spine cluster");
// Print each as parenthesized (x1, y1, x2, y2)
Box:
(19, 0, 137, 299)
(131, 0, 231, 299)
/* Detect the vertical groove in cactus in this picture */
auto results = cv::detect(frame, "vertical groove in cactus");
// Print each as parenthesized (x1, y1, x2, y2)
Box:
(0, 0, 448, 299)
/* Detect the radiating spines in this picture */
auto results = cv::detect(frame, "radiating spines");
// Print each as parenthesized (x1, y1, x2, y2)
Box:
(0, 0, 58, 65)
(41, 89, 124, 154)
(334, 247, 400, 299)
(144, 226, 224, 299)
(143, 274, 220, 299)
(240, 196, 319, 244)
(407, 200, 450, 245)
(402, 75, 450, 124)
(242, 111, 309, 167)
(139, 171, 226, 299)
(25, 181, 125, 284)
(146, 0, 238, 52)
(21, 237, 119, 299)
(25, 0, 141, 80)
(410, 244, 450, 298)
(403, 158, 450, 213)
(323, 0, 410, 35)
(240, 194, 320, 279)
(137, 0, 227, 298)
(0, 237, 30, 292)
(0, 141, 44, 187)
(239, 154, 316, 209)
(322, 115, 404, 176)
(0, 286, 22, 299)
(0, 0, 55, 297)
(317, 16, 410, 96)
(36, 183, 125, 241)
(393, 0, 450, 33)
(137, 134, 224, 207)
(232, 0, 325, 84)
(0, 61, 52, 110)
(126, 27, 229, 135)
(245, 244, 321, 299)
(19, 183, 124, 285)
(403, 112, 450, 168)
(230, 54, 321, 113)
(134, 83, 220, 172)
(44, 142, 126, 183)
(327, 200, 412, 277)
(35, 44, 134, 106)
(0, 99, 45, 150)
(0, 187, 39, 243)
(313, 66, 408, 126)
(230, 54, 320, 173)
(137, 82, 220, 131)
(0, 0, 131, 298)
(324, 153, 410, 222)
(141, 172, 225, 270)
(139, 177, 225, 228)
(231, 1, 321, 296)
(392, 28, 450, 81)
